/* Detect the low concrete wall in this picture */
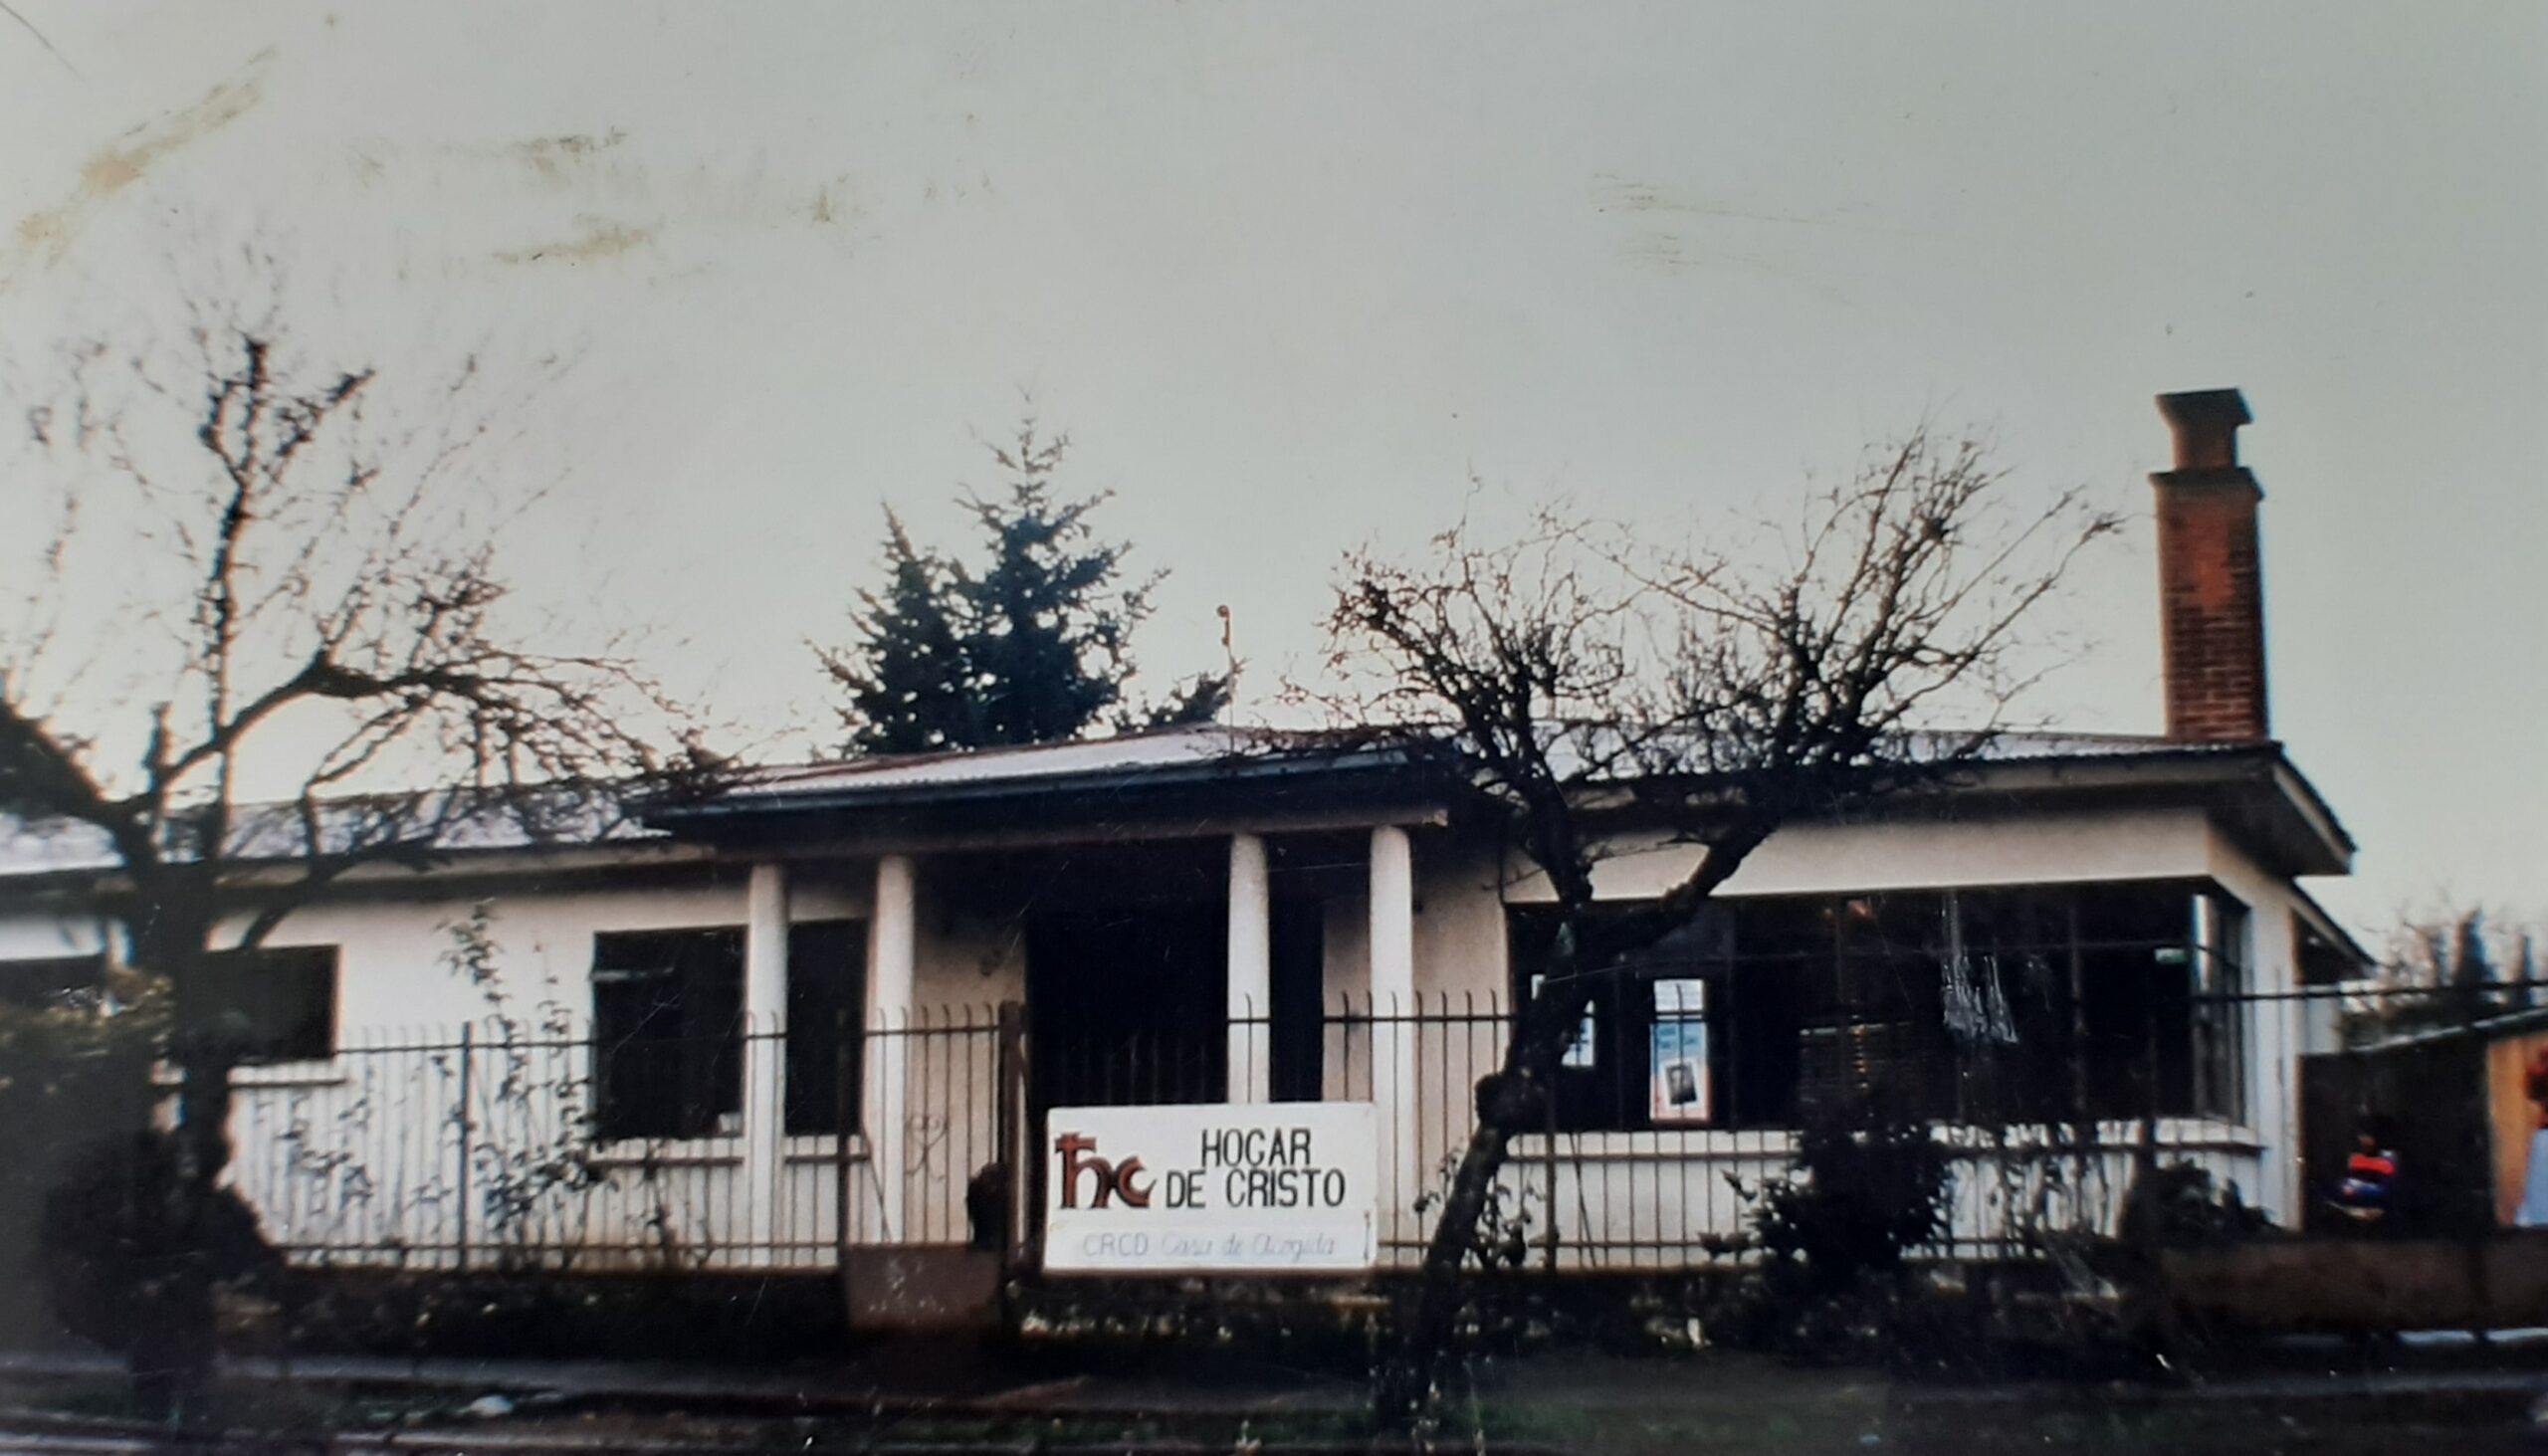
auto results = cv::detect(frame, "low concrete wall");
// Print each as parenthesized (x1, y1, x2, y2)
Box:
(842, 1246, 1001, 1333)
(2166, 1233, 2548, 1331)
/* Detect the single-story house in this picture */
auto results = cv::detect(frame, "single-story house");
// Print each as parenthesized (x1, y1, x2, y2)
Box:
(0, 389, 2367, 1303)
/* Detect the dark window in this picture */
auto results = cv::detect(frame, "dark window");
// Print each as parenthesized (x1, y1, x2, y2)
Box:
(593, 928, 744, 1141)
(1946, 886, 2084, 1123)
(2191, 895, 2247, 1122)
(2294, 914, 2362, 987)
(1027, 906, 1227, 1111)
(1269, 898, 1327, 1104)
(1507, 882, 2251, 1133)
(0, 954, 106, 1011)
(194, 946, 337, 1063)
(1509, 905, 1743, 1133)
(783, 920, 867, 1136)
(1801, 893, 1956, 1120)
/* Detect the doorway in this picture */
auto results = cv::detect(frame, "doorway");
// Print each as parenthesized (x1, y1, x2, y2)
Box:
(1027, 904, 1227, 1112)
(1024, 898, 1326, 1114)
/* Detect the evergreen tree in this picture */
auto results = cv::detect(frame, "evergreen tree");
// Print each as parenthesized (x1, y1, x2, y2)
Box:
(1134, 671, 1234, 730)
(820, 422, 1228, 752)
(2448, 909, 2499, 1022)
(958, 424, 1156, 745)
(818, 513, 978, 753)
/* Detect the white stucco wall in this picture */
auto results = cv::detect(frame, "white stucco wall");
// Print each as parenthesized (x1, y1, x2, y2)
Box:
(2199, 823, 2311, 1223)
(1495, 805, 2215, 910)
(0, 793, 2338, 1267)
(0, 905, 112, 961)
(1370, 804, 2310, 1249)
(226, 870, 755, 1034)
(1396, 804, 2225, 995)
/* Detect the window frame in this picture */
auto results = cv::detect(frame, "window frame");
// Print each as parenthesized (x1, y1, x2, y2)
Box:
(590, 925, 747, 1144)
(1505, 880, 2254, 1136)
(0, 952, 107, 1012)
(782, 918, 870, 1137)
(194, 943, 339, 1065)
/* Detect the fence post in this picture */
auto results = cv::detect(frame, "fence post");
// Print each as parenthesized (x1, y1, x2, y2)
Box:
(996, 1001, 1030, 1272)
(834, 1001, 853, 1278)
(454, 1022, 474, 1273)
(1543, 1036, 1561, 1275)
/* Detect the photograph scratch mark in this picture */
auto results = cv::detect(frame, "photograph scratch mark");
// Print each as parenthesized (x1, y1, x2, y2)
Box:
(9, 51, 272, 277)
(493, 216, 657, 266)
(1619, 229, 1855, 306)
(1594, 173, 1909, 305)
(0, 0, 79, 78)
(505, 128, 629, 187)
(1591, 173, 1935, 241)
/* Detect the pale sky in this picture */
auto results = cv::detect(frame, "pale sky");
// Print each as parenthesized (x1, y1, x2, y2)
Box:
(2, 3, 2541, 939)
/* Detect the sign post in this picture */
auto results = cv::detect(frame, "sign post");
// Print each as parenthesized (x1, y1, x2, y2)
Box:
(1042, 1102, 1380, 1275)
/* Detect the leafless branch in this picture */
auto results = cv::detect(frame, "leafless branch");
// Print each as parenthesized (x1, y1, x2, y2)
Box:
(1312, 430, 2120, 1418)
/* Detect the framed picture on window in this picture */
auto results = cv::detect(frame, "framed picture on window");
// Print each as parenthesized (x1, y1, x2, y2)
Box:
(1648, 977, 1710, 1124)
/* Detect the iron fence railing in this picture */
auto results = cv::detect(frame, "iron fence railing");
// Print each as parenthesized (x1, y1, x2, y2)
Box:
(185, 978, 2531, 1273)
(220, 1007, 1008, 1273)
(1310, 991, 2263, 1269)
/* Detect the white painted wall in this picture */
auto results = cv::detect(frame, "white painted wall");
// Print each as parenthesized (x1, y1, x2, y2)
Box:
(1495, 805, 2217, 909)
(2200, 822, 2311, 1224)
(0, 795, 2339, 1268)
(231, 872, 751, 1036)
(1382, 803, 2311, 1243)
(0, 907, 111, 961)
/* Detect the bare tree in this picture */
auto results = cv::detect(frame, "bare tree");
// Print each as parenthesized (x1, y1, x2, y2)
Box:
(2363, 901, 2543, 1038)
(0, 319, 719, 1416)
(1309, 430, 2118, 1420)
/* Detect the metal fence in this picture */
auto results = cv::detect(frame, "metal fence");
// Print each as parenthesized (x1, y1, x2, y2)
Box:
(1310, 992, 2264, 1269)
(200, 977, 2540, 1275)
(222, 1007, 1010, 1273)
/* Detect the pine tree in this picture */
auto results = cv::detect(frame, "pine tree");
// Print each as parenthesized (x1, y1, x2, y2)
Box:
(819, 513, 978, 753)
(1135, 671, 1234, 730)
(958, 424, 1156, 746)
(819, 421, 1228, 752)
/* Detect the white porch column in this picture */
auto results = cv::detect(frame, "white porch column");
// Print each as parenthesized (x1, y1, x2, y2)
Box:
(2249, 908, 2303, 1227)
(868, 854, 918, 1242)
(1368, 825, 1419, 1240)
(742, 862, 789, 1259)
(1227, 833, 1273, 1103)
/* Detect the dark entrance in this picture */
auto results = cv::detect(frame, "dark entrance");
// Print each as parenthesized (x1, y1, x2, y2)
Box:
(1024, 898, 1327, 1114)
(1267, 898, 1325, 1103)
(1027, 904, 1227, 1111)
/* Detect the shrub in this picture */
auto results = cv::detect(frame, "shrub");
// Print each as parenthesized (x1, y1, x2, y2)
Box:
(1751, 1101, 1955, 1296)
(39, 1131, 281, 1356)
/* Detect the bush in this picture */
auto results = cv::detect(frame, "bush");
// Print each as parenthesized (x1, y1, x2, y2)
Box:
(2118, 1159, 2274, 1250)
(39, 1131, 281, 1357)
(1751, 1101, 1955, 1296)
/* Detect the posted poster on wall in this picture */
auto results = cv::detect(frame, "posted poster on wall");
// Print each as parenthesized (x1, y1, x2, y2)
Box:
(1648, 977, 1710, 1124)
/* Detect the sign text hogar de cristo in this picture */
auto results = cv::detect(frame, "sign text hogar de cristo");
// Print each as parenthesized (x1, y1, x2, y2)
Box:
(1041, 1102, 1379, 1274)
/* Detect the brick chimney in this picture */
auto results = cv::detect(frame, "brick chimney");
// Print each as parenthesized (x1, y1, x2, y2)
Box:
(2151, 388, 2268, 741)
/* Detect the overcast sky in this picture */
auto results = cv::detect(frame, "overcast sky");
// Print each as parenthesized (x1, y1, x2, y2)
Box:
(2, 3, 2541, 937)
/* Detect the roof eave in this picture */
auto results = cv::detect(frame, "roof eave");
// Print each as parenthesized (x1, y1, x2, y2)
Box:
(641, 743, 1435, 832)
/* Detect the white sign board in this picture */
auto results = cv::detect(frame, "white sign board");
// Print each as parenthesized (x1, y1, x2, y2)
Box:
(1042, 1102, 1379, 1275)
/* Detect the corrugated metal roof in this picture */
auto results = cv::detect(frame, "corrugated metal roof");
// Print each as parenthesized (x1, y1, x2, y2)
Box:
(0, 723, 2318, 882)
(0, 786, 645, 883)
(722, 724, 2243, 798)
(0, 817, 118, 877)
(718, 725, 1320, 797)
